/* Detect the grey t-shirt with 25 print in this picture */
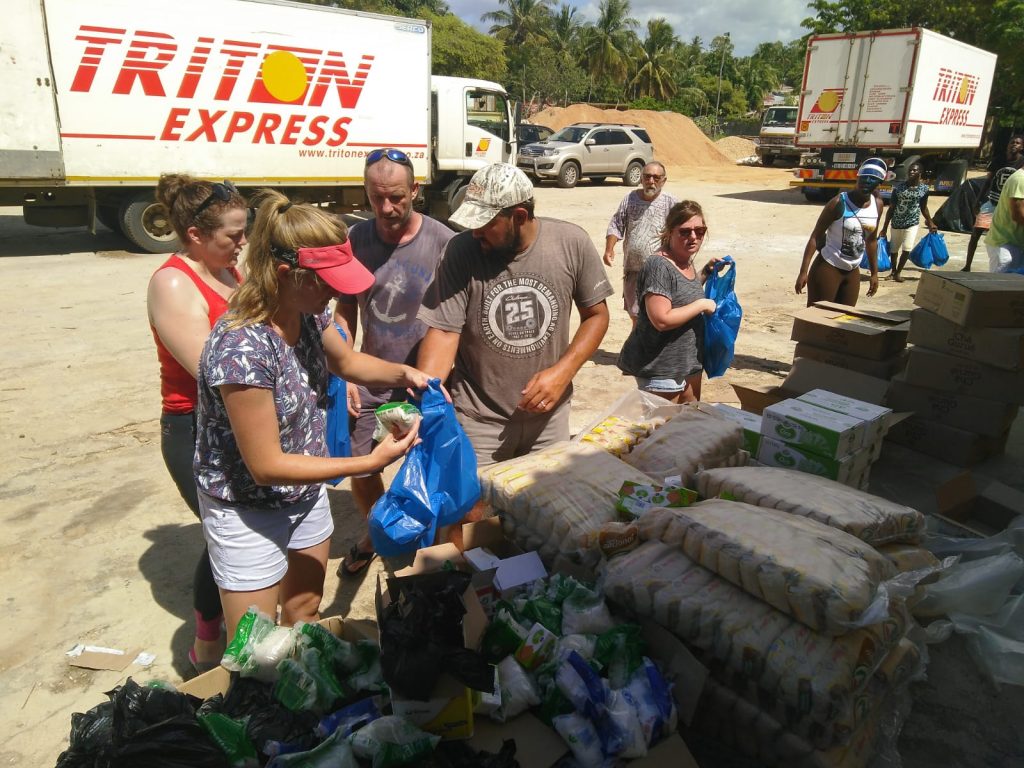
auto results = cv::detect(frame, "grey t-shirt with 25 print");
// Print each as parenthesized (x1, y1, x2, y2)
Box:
(618, 254, 705, 381)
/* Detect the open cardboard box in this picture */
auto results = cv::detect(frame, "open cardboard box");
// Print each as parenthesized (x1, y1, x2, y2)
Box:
(732, 358, 893, 414)
(934, 472, 1024, 537)
(790, 301, 910, 360)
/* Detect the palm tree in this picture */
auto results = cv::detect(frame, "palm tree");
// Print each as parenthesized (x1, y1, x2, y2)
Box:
(549, 4, 582, 59)
(580, 0, 638, 83)
(630, 18, 678, 100)
(482, 0, 553, 48)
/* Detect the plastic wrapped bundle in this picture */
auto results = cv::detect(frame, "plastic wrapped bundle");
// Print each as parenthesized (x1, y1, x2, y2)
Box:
(577, 414, 666, 457)
(637, 502, 897, 636)
(605, 541, 905, 745)
(876, 543, 940, 573)
(695, 466, 924, 546)
(480, 442, 652, 566)
(621, 408, 747, 485)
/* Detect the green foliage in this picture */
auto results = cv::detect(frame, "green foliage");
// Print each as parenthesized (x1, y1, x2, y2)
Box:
(428, 12, 507, 82)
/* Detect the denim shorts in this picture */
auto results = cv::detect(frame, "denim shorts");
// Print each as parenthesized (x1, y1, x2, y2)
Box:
(634, 376, 688, 394)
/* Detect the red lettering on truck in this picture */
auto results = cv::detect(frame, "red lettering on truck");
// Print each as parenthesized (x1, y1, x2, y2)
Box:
(111, 31, 175, 96)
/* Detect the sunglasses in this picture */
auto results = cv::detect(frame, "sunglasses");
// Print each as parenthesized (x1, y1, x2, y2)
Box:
(642, 173, 665, 181)
(193, 180, 239, 220)
(858, 175, 882, 186)
(675, 226, 707, 239)
(365, 148, 412, 167)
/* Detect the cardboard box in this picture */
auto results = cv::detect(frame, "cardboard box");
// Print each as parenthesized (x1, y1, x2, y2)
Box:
(797, 388, 894, 444)
(469, 714, 568, 768)
(913, 270, 1024, 328)
(732, 358, 891, 415)
(461, 518, 546, 599)
(885, 416, 1009, 467)
(177, 616, 370, 700)
(887, 378, 1019, 438)
(908, 308, 1024, 371)
(904, 346, 1024, 405)
(756, 435, 871, 485)
(761, 398, 867, 457)
(376, 572, 489, 740)
(934, 472, 1024, 536)
(710, 403, 763, 454)
(790, 301, 911, 360)
(793, 342, 908, 379)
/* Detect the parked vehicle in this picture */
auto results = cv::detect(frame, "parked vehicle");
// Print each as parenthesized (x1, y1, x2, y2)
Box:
(791, 28, 997, 201)
(517, 123, 553, 145)
(517, 123, 654, 188)
(0, 0, 515, 251)
(756, 105, 799, 166)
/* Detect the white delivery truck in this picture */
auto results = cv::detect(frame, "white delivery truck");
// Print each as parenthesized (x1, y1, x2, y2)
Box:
(791, 28, 997, 201)
(0, 0, 515, 251)
(756, 104, 800, 166)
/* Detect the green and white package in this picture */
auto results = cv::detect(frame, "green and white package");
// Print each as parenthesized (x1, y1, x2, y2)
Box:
(796, 388, 892, 445)
(372, 402, 421, 441)
(755, 436, 871, 486)
(710, 403, 763, 455)
(761, 399, 866, 458)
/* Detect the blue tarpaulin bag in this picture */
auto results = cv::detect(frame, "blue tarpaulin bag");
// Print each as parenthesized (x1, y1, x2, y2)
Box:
(910, 231, 949, 269)
(860, 236, 891, 271)
(325, 323, 351, 486)
(369, 378, 480, 556)
(702, 255, 743, 379)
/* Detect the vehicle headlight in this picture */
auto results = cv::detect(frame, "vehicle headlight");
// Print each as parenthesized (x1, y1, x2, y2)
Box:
(541, 148, 558, 157)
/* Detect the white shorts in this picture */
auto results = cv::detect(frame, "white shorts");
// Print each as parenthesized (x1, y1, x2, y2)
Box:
(987, 242, 1023, 273)
(888, 225, 920, 254)
(199, 485, 334, 591)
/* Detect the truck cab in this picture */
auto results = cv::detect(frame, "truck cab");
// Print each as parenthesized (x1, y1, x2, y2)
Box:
(756, 106, 799, 166)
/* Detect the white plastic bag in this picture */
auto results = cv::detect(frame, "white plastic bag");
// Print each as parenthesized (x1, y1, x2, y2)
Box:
(913, 552, 1024, 618)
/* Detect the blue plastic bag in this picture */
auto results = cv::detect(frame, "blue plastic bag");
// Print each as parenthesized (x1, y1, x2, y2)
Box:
(325, 324, 351, 487)
(910, 231, 949, 269)
(702, 256, 743, 379)
(860, 236, 891, 271)
(369, 379, 480, 556)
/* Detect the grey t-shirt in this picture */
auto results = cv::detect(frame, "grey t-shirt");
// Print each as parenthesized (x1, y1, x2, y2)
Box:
(606, 190, 678, 273)
(419, 217, 613, 422)
(339, 215, 453, 406)
(618, 255, 705, 380)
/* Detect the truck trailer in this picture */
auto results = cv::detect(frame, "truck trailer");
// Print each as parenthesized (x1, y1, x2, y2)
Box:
(791, 28, 997, 201)
(0, 0, 515, 251)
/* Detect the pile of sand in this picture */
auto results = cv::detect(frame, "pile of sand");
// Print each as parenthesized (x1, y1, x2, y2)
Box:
(530, 104, 733, 169)
(715, 136, 757, 161)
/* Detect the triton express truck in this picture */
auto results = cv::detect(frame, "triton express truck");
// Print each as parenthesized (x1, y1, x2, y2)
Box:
(791, 28, 997, 201)
(0, 0, 515, 251)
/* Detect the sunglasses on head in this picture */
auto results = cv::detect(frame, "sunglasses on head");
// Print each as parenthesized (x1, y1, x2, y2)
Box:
(675, 226, 707, 239)
(365, 148, 412, 168)
(193, 180, 239, 220)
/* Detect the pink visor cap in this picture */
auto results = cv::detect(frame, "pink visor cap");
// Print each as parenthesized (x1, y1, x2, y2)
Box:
(271, 241, 374, 295)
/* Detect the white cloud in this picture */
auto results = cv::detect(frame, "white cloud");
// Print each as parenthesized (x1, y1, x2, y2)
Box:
(447, 0, 811, 56)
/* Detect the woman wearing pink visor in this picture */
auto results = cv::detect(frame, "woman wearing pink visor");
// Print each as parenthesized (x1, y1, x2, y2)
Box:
(193, 190, 431, 643)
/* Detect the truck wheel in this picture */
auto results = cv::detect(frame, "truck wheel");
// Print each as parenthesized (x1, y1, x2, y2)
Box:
(96, 205, 124, 235)
(624, 161, 644, 186)
(120, 192, 179, 253)
(557, 162, 580, 189)
(761, 156, 774, 167)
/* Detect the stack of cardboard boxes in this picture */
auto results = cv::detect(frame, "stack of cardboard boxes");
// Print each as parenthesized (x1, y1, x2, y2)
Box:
(716, 389, 892, 489)
(885, 272, 1024, 466)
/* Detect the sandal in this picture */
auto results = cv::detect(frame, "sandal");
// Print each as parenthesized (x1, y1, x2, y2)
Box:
(339, 544, 377, 577)
(188, 647, 220, 675)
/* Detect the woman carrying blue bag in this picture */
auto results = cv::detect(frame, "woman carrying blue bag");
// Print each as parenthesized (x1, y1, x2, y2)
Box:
(617, 201, 724, 402)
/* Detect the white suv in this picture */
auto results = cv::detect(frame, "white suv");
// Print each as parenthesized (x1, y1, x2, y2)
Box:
(517, 123, 654, 188)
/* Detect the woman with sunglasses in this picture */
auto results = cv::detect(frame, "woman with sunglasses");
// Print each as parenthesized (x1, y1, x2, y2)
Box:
(617, 200, 720, 403)
(193, 190, 430, 643)
(795, 158, 886, 306)
(147, 174, 247, 672)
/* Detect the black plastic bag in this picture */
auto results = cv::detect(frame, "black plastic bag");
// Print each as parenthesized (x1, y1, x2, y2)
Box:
(221, 674, 319, 754)
(934, 177, 984, 233)
(431, 738, 519, 768)
(380, 571, 494, 700)
(55, 701, 114, 768)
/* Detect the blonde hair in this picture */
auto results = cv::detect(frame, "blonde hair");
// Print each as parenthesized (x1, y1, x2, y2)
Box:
(659, 200, 707, 251)
(227, 189, 348, 328)
(155, 173, 246, 242)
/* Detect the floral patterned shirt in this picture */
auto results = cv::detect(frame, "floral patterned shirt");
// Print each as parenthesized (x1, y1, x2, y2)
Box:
(194, 310, 331, 507)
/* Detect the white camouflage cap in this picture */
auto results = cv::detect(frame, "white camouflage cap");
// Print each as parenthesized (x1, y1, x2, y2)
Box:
(449, 163, 534, 230)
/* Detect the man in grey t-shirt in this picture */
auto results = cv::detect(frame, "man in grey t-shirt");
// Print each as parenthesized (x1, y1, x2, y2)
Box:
(418, 163, 612, 467)
(333, 148, 453, 574)
(604, 161, 677, 324)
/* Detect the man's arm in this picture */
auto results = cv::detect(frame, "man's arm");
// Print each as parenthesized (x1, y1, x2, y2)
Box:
(603, 234, 621, 266)
(518, 300, 610, 413)
(1011, 196, 1024, 227)
(416, 326, 460, 382)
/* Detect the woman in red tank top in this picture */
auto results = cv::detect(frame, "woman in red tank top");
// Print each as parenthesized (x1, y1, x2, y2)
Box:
(146, 173, 246, 673)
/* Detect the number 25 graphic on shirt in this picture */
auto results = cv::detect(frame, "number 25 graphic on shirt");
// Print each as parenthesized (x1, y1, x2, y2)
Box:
(482, 276, 560, 356)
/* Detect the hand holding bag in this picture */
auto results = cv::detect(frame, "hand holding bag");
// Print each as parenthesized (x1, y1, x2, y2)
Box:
(702, 256, 743, 379)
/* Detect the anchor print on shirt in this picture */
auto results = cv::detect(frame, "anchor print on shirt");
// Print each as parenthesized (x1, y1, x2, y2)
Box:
(370, 271, 408, 324)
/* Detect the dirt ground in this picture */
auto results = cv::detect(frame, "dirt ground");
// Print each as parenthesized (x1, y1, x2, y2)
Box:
(2, 164, 1022, 767)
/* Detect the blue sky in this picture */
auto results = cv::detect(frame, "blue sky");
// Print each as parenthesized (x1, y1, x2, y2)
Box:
(446, 0, 812, 57)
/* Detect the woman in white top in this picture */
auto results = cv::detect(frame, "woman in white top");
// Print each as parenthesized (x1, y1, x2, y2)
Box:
(795, 158, 888, 307)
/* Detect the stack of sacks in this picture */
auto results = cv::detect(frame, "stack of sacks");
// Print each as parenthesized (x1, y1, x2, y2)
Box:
(478, 442, 653, 573)
(886, 272, 1024, 466)
(753, 390, 892, 490)
(604, 501, 922, 764)
(694, 466, 924, 547)
(619, 408, 748, 487)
